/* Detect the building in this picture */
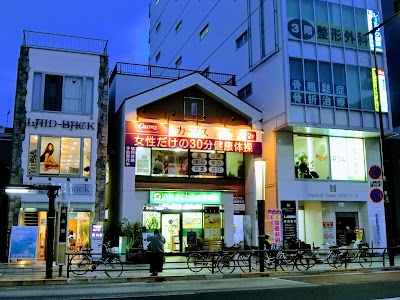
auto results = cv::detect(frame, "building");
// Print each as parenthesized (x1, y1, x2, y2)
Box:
(9, 31, 108, 259)
(107, 63, 263, 250)
(147, 0, 394, 249)
(0, 126, 12, 261)
(382, 2, 400, 245)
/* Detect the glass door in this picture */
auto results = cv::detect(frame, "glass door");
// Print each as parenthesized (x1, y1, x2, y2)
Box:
(161, 214, 181, 252)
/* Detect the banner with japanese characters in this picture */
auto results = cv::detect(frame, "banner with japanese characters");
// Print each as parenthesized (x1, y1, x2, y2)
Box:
(125, 121, 262, 154)
(268, 210, 282, 246)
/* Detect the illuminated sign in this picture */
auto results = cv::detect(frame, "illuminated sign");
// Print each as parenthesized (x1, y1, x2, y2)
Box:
(150, 191, 221, 204)
(329, 137, 365, 181)
(367, 10, 383, 53)
(372, 68, 388, 113)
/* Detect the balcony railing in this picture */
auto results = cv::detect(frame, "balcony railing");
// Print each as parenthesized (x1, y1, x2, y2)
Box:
(110, 62, 236, 86)
(22, 30, 108, 55)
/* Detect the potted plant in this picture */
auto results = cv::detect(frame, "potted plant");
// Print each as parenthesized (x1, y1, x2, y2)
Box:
(295, 152, 314, 178)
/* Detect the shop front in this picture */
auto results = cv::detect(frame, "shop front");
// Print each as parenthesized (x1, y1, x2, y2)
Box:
(142, 191, 225, 252)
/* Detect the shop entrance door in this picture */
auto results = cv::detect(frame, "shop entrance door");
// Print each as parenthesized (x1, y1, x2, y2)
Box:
(336, 212, 358, 246)
(161, 214, 181, 252)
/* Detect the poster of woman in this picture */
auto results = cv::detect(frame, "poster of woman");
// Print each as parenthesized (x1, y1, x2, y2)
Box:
(39, 137, 60, 175)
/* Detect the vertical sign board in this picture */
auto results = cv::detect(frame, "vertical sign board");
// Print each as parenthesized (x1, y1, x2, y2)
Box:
(281, 201, 297, 242)
(57, 203, 68, 265)
(125, 146, 136, 167)
(268, 210, 282, 246)
(8, 226, 38, 262)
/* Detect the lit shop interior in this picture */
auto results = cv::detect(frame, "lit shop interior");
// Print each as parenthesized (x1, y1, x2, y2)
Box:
(136, 146, 246, 252)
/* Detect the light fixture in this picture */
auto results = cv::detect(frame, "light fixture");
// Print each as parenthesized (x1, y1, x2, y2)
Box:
(136, 108, 146, 121)
(224, 116, 236, 127)
(250, 118, 263, 130)
(196, 115, 207, 125)
(167, 111, 176, 123)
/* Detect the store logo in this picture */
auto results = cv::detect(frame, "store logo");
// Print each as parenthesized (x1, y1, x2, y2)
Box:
(330, 185, 336, 192)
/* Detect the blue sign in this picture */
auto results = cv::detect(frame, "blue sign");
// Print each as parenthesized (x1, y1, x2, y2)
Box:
(369, 165, 382, 179)
(9, 226, 38, 260)
(370, 188, 383, 203)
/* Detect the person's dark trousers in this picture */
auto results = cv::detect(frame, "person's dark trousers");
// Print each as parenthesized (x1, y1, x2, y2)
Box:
(149, 253, 164, 275)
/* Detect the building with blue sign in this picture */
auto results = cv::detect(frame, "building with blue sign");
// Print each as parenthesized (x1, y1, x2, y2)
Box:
(147, 0, 394, 249)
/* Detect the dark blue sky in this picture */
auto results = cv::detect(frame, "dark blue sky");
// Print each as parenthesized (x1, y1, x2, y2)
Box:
(0, 0, 149, 127)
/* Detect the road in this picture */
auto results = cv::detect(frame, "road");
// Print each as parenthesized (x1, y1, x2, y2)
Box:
(1, 271, 400, 299)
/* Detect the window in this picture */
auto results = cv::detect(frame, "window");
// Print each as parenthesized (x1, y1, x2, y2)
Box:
(28, 135, 91, 177)
(32, 73, 93, 114)
(333, 64, 348, 108)
(290, 58, 305, 104)
(347, 66, 361, 109)
(156, 52, 161, 62)
(156, 22, 161, 33)
(293, 135, 366, 181)
(236, 30, 248, 49)
(342, 6, 356, 48)
(135, 148, 244, 179)
(191, 103, 198, 115)
(238, 83, 252, 100)
(304, 60, 319, 105)
(175, 56, 182, 68)
(175, 20, 182, 34)
(360, 67, 374, 110)
(200, 24, 209, 40)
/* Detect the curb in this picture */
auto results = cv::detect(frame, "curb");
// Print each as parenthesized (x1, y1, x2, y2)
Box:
(0, 265, 399, 287)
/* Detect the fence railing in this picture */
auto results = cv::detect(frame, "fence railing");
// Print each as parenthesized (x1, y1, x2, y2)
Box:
(109, 62, 236, 86)
(65, 247, 398, 279)
(22, 30, 108, 55)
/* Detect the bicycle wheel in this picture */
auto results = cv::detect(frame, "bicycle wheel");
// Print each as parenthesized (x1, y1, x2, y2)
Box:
(279, 253, 294, 271)
(187, 253, 205, 273)
(237, 253, 251, 272)
(264, 251, 276, 270)
(70, 253, 91, 275)
(217, 254, 235, 273)
(327, 252, 343, 269)
(358, 251, 372, 268)
(105, 256, 123, 277)
(295, 254, 309, 271)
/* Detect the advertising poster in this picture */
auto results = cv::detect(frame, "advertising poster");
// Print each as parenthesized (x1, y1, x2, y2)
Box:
(151, 149, 188, 176)
(190, 152, 225, 178)
(355, 227, 364, 242)
(9, 226, 38, 261)
(268, 210, 282, 245)
(323, 221, 335, 246)
(204, 213, 221, 240)
(281, 201, 297, 242)
(39, 136, 61, 175)
(142, 233, 154, 250)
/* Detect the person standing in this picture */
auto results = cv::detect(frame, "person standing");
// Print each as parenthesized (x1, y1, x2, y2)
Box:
(147, 229, 166, 276)
(345, 226, 356, 248)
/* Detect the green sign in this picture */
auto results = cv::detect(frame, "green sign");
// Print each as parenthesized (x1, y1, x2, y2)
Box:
(150, 191, 221, 204)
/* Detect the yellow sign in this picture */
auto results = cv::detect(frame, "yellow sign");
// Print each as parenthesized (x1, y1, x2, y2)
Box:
(355, 227, 364, 242)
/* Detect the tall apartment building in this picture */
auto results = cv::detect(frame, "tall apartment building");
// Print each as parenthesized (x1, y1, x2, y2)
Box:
(9, 31, 108, 259)
(148, 0, 394, 248)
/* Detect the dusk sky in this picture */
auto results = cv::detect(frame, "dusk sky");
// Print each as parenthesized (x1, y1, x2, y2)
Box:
(0, 1, 150, 127)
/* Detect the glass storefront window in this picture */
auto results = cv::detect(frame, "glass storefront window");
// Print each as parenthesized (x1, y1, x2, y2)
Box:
(329, 137, 366, 181)
(328, 3, 343, 46)
(83, 138, 91, 177)
(360, 67, 375, 110)
(183, 212, 203, 248)
(347, 65, 361, 109)
(68, 212, 91, 252)
(28, 135, 38, 175)
(60, 137, 81, 175)
(143, 211, 161, 231)
(226, 152, 244, 178)
(294, 135, 330, 179)
(342, 6, 356, 48)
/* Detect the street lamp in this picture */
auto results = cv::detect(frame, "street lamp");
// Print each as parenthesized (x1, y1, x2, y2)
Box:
(364, 10, 400, 267)
(254, 158, 266, 272)
(5, 184, 61, 278)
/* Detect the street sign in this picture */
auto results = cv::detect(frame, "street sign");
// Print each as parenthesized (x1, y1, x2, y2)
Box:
(370, 188, 384, 203)
(369, 179, 383, 188)
(368, 165, 382, 179)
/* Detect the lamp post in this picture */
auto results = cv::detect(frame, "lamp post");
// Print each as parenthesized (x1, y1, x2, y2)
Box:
(364, 10, 400, 267)
(254, 158, 266, 272)
(5, 184, 61, 278)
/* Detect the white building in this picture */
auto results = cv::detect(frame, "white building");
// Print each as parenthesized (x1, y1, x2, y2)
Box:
(9, 31, 109, 259)
(148, 0, 393, 249)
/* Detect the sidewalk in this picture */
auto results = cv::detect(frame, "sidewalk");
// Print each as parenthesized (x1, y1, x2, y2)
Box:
(1, 255, 400, 287)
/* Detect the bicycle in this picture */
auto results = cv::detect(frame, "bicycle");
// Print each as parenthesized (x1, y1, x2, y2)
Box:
(187, 251, 219, 273)
(335, 243, 372, 268)
(69, 241, 123, 277)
